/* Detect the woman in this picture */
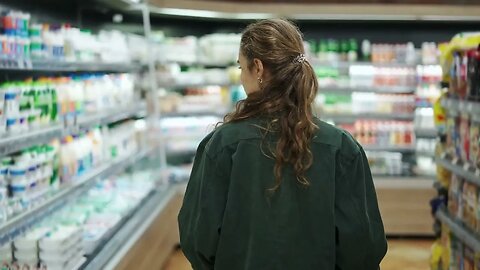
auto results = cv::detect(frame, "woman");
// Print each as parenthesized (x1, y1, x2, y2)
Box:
(178, 19, 387, 270)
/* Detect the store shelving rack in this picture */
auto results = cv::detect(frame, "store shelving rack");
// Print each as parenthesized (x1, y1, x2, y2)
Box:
(415, 128, 438, 138)
(320, 85, 415, 94)
(85, 184, 178, 269)
(0, 148, 154, 246)
(320, 112, 415, 122)
(436, 156, 480, 186)
(0, 3, 166, 268)
(434, 96, 480, 254)
(0, 60, 142, 74)
(310, 60, 418, 69)
(0, 55, 152, 244)
(158, 81, 235, 89)
(436, 207, 480, 252)
(0, 103, 146, 157)
(441, 98, 480, 116)
(311, 60, 440, 235)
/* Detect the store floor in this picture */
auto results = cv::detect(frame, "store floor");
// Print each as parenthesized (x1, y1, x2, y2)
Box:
(163, 238, 433, 270)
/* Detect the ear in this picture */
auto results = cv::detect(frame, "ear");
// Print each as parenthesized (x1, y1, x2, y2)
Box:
(253, 58, 264, 78)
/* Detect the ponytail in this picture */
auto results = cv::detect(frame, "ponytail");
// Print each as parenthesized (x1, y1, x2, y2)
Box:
(225, 19, 318, 191)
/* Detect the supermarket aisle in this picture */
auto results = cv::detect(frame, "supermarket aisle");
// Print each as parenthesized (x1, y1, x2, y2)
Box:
(163, 239, 433, 270)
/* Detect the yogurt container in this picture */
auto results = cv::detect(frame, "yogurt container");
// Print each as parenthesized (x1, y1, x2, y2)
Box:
(0, 158, 12, 182)
(14, 250, 38, 262)
(39, 226, 82, 252)
(42, 254, 85, 270)
(14, 227, 50, 250)
(0, 242, 12, 262)
(40, 245, 82, 267)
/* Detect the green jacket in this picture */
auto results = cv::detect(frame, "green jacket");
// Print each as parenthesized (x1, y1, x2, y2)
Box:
(178, 117, 387, 270)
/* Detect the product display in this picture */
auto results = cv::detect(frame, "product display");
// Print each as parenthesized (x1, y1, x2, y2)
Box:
(316, 65, 417, 89)
(0, 168, 158, 269)
(0, 10, 136, 66)
(154, 34, 241, 65)
(416, 65, 443, 108)
(0, 11, 31, 66)
(432, 32, 480, 270)
(0, 5, 170, 270)
(0, 73, 136, 134)
(310, 39, 426, 64)
(317, 93, 415, 115)
(1, 143, 58, 220)
(365, 151, 404, 176)
(0, 120, 142, 225)
(159, 116, 219, 142)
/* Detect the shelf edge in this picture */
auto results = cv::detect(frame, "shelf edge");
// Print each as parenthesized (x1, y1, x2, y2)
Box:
(436, 208, 480, 253)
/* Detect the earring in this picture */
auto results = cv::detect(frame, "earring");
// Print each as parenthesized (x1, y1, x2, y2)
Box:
(257, 77, 263, 84)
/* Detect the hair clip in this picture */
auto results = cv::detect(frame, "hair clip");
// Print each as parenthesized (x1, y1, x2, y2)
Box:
(293, 54, 306, 64)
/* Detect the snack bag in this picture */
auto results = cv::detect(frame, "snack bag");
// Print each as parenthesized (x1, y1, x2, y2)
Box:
(463, 182, 478, 230)
(465, 247, 475, 270)
(449, 175, 463, 218)
(431, 240, 445, 270)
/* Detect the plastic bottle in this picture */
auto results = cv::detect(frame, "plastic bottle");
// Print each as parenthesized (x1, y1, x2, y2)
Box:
(405, 42, 416, 64)
(317, 40, 328, 62)
(348, 39, 358, 62)
(4, 83, 20, 117)
(327, 39, 339, 63)
(340, 40, 349, 62)
(60, 136, 75, 183)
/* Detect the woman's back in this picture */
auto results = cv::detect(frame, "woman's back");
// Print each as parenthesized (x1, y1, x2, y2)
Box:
(178, 118, 387, 270)
(178, 18, 386, 270)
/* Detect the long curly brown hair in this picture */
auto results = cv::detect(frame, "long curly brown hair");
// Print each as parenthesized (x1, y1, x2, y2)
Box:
(224, 19, 318, 191)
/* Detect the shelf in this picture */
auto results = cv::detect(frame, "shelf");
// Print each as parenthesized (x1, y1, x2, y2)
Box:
(416, 150, 436, 158)
(441, 98, 480, 117)
(0, 102, 146, 158)
(415, 128, 438, 138)
(156, 60, 234, 69)
(83, 185, 177, 270)
(311, 60, 417, 68)
(435, 156, 480, 186)
(0, 125, 63, 157)
(321, 112, 414, 122)
(363, 145, 416, 152)
(161, 110, 228, 118)
(320, 85, 415, 94)
(0, 148, 154, 246)
(436, 207, 480, 252)
(0, 60, 142, 73)
(76, 102, 147, 129)
(159, 82, 235, 89)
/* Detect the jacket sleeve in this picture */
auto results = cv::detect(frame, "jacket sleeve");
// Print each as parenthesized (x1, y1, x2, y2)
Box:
(335, 146, 388, 270)
(178, 140, 231, 270)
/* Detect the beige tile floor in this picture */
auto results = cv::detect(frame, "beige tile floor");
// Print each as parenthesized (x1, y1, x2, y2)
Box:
(163, 239, 433, 270)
